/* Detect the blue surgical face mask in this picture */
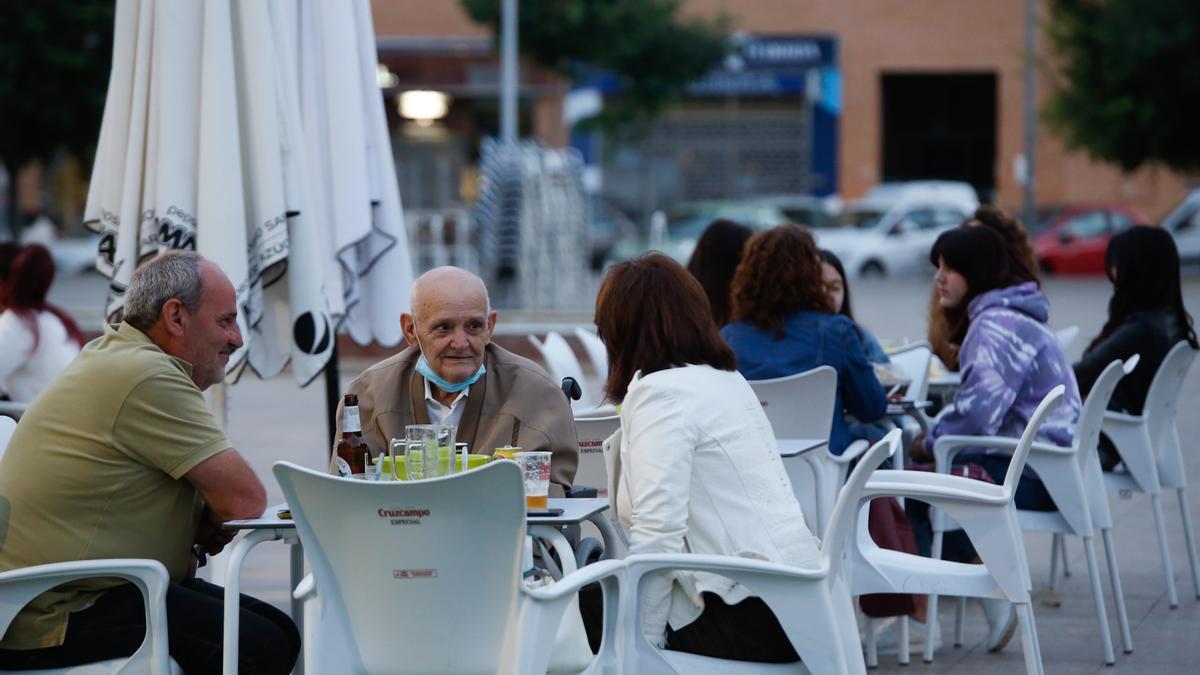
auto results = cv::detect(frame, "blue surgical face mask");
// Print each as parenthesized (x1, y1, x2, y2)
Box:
(414, 335, 486, 393)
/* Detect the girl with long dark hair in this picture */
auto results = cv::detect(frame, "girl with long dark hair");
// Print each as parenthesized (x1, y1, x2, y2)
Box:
(685, 219, 754, 327)
(1074, 226, 1198, 469)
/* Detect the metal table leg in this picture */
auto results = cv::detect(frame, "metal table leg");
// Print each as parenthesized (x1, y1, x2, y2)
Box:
(223, 528, 287, 675)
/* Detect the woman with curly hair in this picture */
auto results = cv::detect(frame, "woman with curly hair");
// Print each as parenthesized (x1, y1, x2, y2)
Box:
(928, 206, 1039, 370)
(721, 225, 887, 456)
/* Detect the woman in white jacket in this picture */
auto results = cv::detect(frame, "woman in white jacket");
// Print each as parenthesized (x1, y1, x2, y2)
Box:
(587, 252, 820, 663)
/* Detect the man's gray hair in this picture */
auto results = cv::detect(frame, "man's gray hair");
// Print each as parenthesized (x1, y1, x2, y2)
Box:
(122, 250, 205, 330)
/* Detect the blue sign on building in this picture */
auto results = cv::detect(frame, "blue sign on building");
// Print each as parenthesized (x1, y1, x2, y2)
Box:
(572, 34, 840, 197)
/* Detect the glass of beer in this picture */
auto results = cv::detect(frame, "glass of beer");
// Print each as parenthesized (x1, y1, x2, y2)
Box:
(515, 451, 552, 510)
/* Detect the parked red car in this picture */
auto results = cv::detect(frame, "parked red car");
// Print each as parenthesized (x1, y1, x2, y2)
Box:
(1032, 204, 1149, 275)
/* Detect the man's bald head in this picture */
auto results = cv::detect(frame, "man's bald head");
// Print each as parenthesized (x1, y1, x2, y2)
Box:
(402, 267, 498, 391)
(409, 266, 490, 322)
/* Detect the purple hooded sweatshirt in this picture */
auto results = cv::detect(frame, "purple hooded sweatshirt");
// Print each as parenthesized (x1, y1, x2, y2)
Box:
(927, 282, 1081, 460)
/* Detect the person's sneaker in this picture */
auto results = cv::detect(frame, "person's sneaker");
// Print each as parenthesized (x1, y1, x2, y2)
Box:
(981, 598, 1018, 652)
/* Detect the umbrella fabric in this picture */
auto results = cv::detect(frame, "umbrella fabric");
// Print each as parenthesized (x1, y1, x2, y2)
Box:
(84, 0, 412, 385)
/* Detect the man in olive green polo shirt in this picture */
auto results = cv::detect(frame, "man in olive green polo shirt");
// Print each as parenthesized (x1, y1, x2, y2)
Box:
(0, 251, 299, 674)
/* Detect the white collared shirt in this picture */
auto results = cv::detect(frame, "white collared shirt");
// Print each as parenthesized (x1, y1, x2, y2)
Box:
(423, 376, 469, 428)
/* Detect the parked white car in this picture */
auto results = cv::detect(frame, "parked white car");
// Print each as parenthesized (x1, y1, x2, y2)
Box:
(1160, 188, 1200, 266)
(813, 181, 979, 277)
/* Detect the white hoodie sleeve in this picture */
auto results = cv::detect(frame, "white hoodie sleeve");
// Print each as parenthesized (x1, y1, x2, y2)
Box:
(620, 377, 698, 647)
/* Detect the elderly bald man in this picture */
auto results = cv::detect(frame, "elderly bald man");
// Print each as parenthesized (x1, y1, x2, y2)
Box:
(333, 266, 579, 493)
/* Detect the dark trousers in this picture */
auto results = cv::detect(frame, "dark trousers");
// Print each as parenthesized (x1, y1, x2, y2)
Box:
(0, 578, 299, 675)
(580, 585, 800, 663)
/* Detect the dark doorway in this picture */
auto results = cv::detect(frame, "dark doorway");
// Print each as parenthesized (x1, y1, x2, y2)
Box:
(881, 73, 996, 201)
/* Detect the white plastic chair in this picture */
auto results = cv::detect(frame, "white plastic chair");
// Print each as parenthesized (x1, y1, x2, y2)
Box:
(276, 460, 624, 675)
(888, 341, 932, 408)
(853, 386, 1067, 674)
(0, 560, 180, 675)
(749, 366, 870, 537)
(933, 359, 1138, 664)
(529, 331, 595, 409)
(573, 414, 620, 497)
(0, 417, 181, 675)
(749, 366, 900, 662)
(1054, 325, 1081, 353)
(618, 429, 901, 675)
(1102, 341, 1200, 607)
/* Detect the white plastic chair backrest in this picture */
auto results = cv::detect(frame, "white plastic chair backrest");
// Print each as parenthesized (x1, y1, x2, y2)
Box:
(1147, 342, 1197, 483)
(0, 416, 16, 459)
(574, 414, 620, 494)
(888, 341, 932, 402)
(528, 332, 592, 407)
(1001, 385, 1067, 491)
(748, 366, 837, 442)
(1078, 356, 1138, 527)
(821, 429, 900, 567)
(1055, 325, 1081, 353)
(273, 461, 526, 675)
(1144, 341, 1197, 447)
(1075, 356, 1138, 469)
(574, 327, 609, 382)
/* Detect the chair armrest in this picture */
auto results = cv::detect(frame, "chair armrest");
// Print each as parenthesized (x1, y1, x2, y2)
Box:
(1103, 410, 1143, 427)
(622, 552, 824, 582)
(0, 559, 170, 673)
(863, 470, 1008, 506)
(0, 559, 169, 629)
(521, 559, 625, 602)
(935, 434, 1073, 458)
(518, 560, 626, 675)
(829, 439, 871, 465)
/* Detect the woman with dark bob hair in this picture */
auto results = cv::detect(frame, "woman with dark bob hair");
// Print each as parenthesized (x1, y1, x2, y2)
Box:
(721, 225, 887, 456)
(1074, 226, 1198, 470)
(685, 219, 754, 327)
(927, 206, 1039, 371)
(916, 225, 1081, 650)
(0, 244, 85, 401)
(588, 253, 818, 663)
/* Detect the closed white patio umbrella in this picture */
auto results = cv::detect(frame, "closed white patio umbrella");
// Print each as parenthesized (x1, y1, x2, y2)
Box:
(84, 0, 412, 389)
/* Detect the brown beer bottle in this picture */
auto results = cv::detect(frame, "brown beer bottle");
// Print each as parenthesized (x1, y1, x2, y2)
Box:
(334, 394, 370, 476)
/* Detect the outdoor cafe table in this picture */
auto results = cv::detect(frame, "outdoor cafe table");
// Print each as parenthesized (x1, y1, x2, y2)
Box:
(221, 497, 616, 675)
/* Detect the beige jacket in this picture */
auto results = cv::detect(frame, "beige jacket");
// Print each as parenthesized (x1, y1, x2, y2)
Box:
(334, 344, 579, 493)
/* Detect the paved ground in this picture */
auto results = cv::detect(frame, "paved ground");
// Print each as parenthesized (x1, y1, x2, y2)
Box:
(45, 269, 1200, 673)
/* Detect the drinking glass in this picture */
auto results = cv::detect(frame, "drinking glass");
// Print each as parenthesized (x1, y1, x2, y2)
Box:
(515, 451, 552, 510)
(405, 424, 455, 480)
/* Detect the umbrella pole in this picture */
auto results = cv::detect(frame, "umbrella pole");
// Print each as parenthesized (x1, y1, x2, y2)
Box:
(323, 342, 341, 454)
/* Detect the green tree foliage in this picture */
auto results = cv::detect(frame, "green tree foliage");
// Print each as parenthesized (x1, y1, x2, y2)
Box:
(0, 1, 114, 226)
(1043, 0, 1200, 172)
(460, 0, 729, 135)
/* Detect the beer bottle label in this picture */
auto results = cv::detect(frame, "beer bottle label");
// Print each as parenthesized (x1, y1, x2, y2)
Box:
(335, 456, 352, 477)
(343, 406, 361, 433)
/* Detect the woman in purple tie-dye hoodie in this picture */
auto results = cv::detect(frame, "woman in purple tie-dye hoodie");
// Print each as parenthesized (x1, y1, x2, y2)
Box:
(912, 225, 1082, 651)
(924, 226, 1082, 487)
